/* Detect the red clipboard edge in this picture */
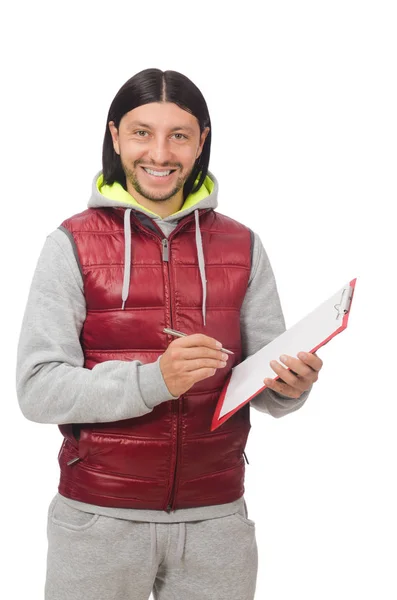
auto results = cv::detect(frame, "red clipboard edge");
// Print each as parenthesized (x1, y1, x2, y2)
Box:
(211, 278, 357, 431)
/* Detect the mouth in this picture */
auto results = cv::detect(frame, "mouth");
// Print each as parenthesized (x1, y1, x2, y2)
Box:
(140, 166, 177, 182)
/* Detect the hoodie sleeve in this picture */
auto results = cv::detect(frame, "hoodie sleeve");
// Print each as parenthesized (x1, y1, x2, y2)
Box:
(240, 232, 312, 418)
(16, 228, 178, 425)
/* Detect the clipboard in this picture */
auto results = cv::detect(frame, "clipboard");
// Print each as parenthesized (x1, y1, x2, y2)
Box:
(211, 278, 357, 431)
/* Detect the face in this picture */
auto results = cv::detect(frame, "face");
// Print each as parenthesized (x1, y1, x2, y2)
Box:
(109, 102, 210, 208)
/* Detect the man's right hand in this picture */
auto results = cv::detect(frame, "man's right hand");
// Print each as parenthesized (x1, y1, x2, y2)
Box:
(159, 334, 229, 397)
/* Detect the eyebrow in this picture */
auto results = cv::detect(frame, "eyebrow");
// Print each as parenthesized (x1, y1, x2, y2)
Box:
(126, 121, 196, 134)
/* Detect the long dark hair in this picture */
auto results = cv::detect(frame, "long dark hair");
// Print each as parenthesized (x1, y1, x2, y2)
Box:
(102, 68, 212, 200)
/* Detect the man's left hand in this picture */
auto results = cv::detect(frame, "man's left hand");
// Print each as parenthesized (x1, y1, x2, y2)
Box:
(264, 352, 323, 399)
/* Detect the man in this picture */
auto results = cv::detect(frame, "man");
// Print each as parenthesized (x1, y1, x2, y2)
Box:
(16, 68, 322, 600)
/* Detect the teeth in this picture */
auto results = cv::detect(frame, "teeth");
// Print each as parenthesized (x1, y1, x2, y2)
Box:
(144, 168, 172, 177)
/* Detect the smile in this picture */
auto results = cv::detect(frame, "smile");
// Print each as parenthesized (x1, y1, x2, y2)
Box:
(142, 167, 177, 178)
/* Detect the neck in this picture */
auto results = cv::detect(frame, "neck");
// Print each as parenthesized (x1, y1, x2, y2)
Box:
(126, 183, 184, 218)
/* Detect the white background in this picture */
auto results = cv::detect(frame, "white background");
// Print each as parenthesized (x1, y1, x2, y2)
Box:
(1, 1, 396, 598)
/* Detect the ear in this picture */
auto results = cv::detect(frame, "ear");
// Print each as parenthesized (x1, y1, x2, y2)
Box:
(196, 126, 210, 159)
(108, 121, 120, 155)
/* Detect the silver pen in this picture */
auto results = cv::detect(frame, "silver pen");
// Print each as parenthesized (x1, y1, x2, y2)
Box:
(163, 328, 234, 355)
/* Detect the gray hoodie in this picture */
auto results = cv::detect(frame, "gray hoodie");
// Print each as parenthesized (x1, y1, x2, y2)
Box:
(16, 170, 311, 523)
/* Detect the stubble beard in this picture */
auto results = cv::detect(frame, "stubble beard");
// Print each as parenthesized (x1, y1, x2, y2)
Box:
(123, 161, 194, 203)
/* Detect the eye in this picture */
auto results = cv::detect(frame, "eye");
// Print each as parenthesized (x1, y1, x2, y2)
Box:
(173, 133, 187, 140)
(135, 130, 149, 137)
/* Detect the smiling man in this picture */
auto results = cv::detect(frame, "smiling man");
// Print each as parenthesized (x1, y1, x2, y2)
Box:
(16, 68, 322, 600)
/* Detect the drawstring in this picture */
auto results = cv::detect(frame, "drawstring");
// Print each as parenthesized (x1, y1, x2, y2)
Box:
(121, 208, 132, 310)
(194, 209, 207, 326)
(121, 207, 207, 327)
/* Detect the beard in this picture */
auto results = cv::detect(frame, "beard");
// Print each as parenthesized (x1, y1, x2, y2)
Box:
(122, 160, 194, 203)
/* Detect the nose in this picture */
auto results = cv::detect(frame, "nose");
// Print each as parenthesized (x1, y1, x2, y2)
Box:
(147, 136, 174, 165)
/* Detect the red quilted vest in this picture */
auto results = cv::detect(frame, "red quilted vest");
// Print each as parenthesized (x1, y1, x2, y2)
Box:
(57, 206, 252, 510)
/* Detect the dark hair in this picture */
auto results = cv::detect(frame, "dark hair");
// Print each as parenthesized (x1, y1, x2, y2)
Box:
(102, 68, 212, 200)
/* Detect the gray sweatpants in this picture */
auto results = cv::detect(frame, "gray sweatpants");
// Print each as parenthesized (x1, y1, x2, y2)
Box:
(45, 495, 258, 600)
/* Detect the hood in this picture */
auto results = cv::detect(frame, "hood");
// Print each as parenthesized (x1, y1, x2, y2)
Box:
(88, 169, 219, 219)
(87, 170, 220, 326)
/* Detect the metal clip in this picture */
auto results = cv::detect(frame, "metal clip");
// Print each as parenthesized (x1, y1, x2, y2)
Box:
(334, 286, 353, 320)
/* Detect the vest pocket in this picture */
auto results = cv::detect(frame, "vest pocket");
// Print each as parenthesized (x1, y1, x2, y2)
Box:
(66, 425, 82, 466)
(66, 428, 107, 467)
(72, 424, 81, 441)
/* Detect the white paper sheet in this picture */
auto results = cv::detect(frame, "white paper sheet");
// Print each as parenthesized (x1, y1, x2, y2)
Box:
(219, 281, 355, 418)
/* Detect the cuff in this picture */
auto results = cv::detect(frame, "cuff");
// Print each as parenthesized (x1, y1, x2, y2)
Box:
(139, 357, 179, 409)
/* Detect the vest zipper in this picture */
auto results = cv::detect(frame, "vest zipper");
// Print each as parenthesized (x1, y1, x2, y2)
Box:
(243, 451, 249, 464)
(162, 235, 180, 512)
(166, 398, 181, 512)
(162, 238, 169, 261)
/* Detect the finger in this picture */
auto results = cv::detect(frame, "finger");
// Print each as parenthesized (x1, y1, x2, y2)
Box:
(191, 367, 218, 382)
(279, 354, 316, 378)
(269, 360, 308, 392)
(184, 357, 228, 372)
(173, 346, 229, 362)
(171, 333, 223, 351)
(297, 351, 323, 372)
(264, 376, 302, 399)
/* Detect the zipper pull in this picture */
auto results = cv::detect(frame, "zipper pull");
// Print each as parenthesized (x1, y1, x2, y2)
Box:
(67, 457, 82, 466)
(162, 238, 169, 261)
(243, 451, 249, 465)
